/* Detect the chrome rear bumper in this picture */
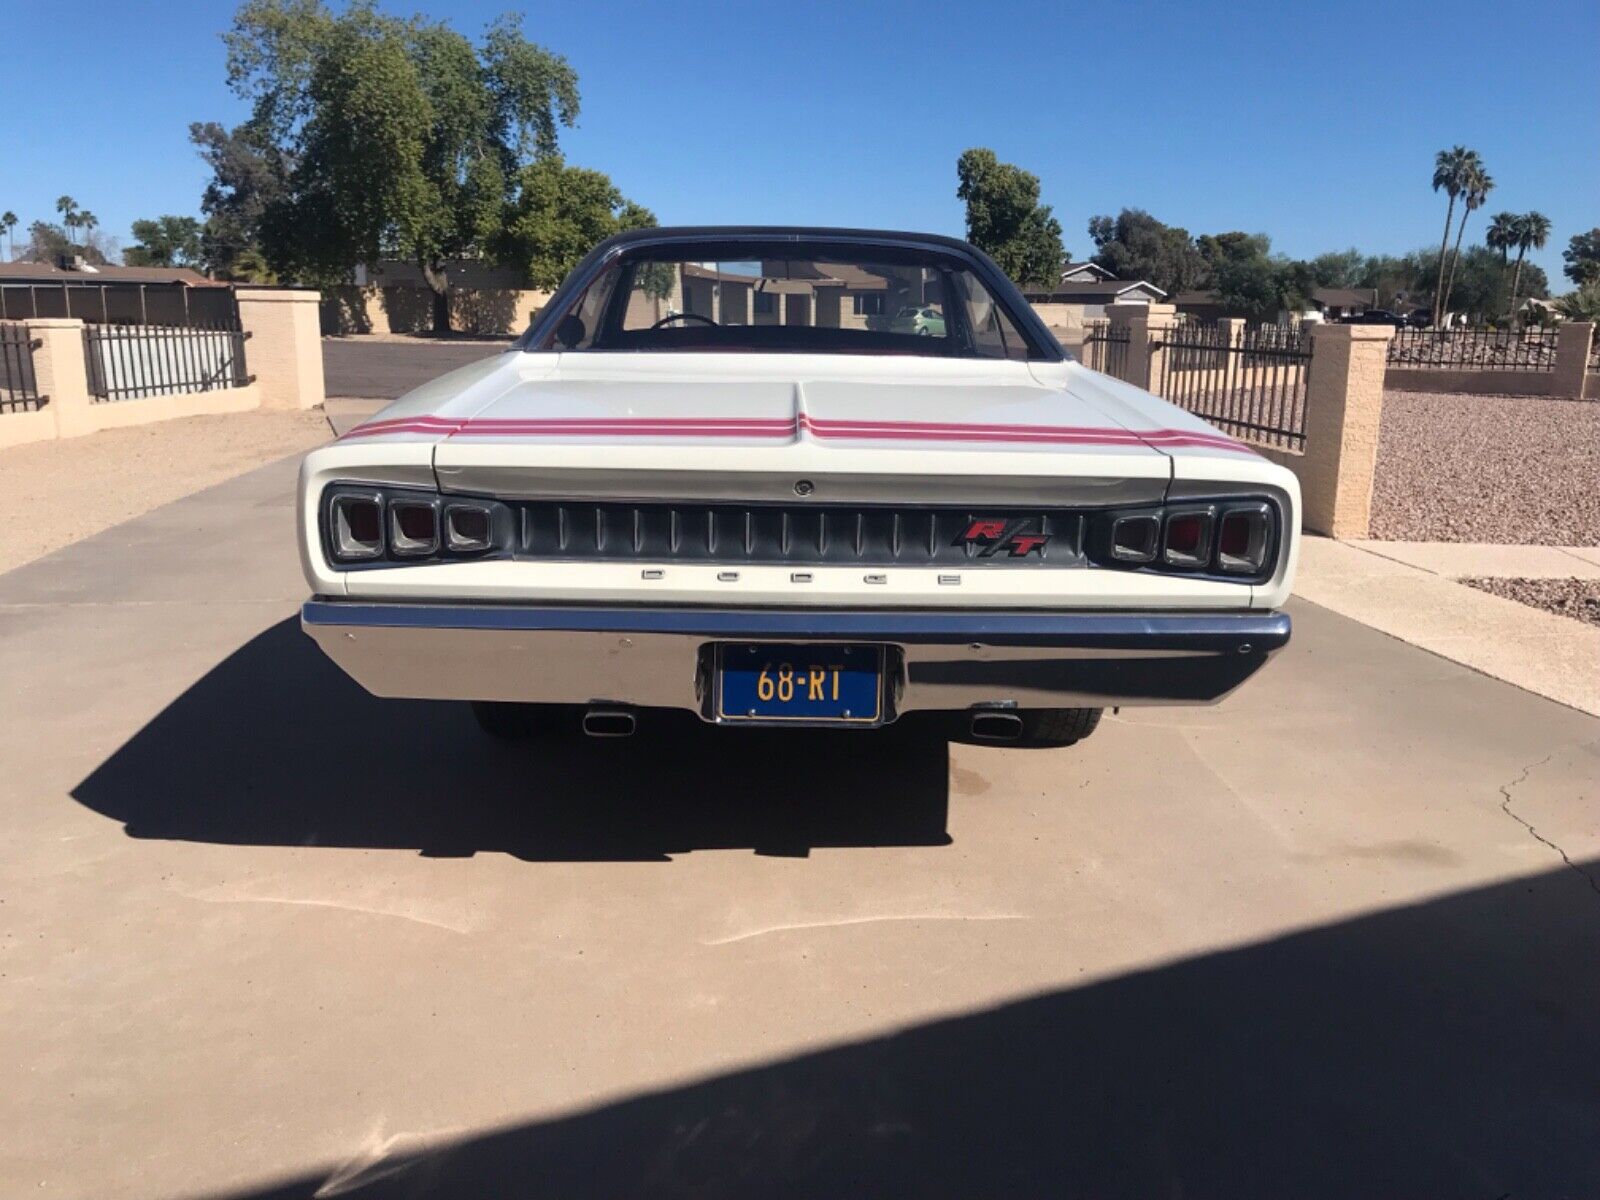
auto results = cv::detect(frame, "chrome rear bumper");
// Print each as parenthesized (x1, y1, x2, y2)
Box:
(301, 601, 1290, 718)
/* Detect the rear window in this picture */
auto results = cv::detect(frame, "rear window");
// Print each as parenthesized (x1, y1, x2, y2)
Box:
(537, 241, 1040, 360)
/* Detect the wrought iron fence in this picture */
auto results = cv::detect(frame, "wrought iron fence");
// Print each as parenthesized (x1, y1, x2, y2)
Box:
(0, 323, 45, 414)
(1081, 318, 1130, 378)
(1152, 322, 1310, 451)
(1387, 326, 1557, 371)
(83, 322, 251, 402)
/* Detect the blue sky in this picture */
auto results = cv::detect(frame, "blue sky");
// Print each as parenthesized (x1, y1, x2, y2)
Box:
(2, 0, 1594, 281)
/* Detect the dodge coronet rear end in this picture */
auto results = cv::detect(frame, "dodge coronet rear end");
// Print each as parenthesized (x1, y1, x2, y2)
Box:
(298, 227, 1297, 746)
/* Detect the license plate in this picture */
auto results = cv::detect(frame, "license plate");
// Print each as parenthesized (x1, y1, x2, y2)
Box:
(715, 643, 883, 725)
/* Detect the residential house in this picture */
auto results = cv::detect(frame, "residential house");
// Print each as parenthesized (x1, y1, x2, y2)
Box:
(1310, 287, 1378, 321)
(0, 258, 230, 324)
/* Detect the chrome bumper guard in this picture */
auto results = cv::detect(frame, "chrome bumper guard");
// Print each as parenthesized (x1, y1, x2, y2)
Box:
(301, 601, 1291, 718)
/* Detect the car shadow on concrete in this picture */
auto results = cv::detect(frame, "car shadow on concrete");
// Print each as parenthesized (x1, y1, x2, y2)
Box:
(196, 862, 1600, 1199)
(71, 618, 952, 860)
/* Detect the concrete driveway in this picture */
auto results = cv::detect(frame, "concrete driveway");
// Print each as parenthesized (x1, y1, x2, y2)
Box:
(2, 453, 1597, 1199)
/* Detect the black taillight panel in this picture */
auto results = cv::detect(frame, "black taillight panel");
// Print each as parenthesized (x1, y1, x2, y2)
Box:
(322, 484, 512, 568)
(1088, 498, 1279, 583)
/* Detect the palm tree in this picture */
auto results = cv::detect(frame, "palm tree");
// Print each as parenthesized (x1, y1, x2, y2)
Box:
(1431, 146, 1483, 326)
(78, 210, 98, 253)
(55, 195, 78, 233)
(1506, 211, 1552, 327)
(0, 211, 15, 261)
(1485, 212, 1518, 321)
(1441, 168, 1493, 321)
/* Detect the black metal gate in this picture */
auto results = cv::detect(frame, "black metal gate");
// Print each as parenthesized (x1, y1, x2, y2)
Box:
(1151, 323, 1310, 451)
(1081, 319, 1131, 380)
(0, 324, 45, 413)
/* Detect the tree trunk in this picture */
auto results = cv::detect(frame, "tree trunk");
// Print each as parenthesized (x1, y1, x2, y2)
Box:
(1432, 195, 1456, 327)
(1442, 210, 1471, 322)
(420, 260, 452, 335)
(1507, 250, 1526, 328)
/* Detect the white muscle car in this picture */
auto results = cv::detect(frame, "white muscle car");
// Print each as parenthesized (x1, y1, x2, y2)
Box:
(299, 228, 1297, 746)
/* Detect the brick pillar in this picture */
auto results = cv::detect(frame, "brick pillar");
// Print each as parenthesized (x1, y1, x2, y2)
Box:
(25, 318, 93, 439)
(235, 287, 325, 410)
(1108, 302, 1177, 392)
(1298, 323, 1395, 538)
(1551, 321, 1594, 400)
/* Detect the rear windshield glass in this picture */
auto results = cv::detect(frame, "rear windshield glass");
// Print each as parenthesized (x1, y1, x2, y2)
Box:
(536, 241, 1038, 360)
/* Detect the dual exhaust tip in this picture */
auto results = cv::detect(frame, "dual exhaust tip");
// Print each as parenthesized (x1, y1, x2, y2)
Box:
(968, 710, 1024, 741)
(582, 707, 636, 738)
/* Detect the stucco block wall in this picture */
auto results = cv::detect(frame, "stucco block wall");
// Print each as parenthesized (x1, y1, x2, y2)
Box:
(321, 285, 551, 337)
(237, 289, 324, 411)
(1261, 323, 1393, 538)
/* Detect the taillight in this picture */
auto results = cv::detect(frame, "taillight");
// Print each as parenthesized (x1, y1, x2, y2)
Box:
(330, 493, 383, 561)
(1217, 504, 1272, 573)
(389, 501, 439, 557)
(444, 504, 493, 553)
(1109, 514, 1160, 563)
(1161, 508, 1214, 569)
(1092, 500, 1277, 579)
(322, 485, 508, 568)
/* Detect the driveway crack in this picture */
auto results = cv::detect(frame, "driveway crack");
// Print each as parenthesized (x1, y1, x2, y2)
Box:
(1499, 754, 1600, 898)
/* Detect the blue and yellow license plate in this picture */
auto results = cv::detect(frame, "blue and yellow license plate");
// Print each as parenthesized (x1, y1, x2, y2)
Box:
(715, 643, 883, 725)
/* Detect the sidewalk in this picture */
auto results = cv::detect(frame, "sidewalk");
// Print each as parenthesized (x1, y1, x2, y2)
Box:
(1293, 537, 1600, 716)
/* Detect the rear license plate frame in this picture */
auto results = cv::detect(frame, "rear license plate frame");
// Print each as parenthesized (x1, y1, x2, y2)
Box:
(714, 643, 885, 726)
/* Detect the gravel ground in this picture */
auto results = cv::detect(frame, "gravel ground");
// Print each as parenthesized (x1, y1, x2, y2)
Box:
(0, 410, 331, 574)
(1461, 576, 1600, 627)
(1370, 391, 1600, 544)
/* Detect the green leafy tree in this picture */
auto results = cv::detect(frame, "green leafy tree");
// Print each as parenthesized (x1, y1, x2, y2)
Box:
(1194, 232, 1311, 320)
(1355, 253, 1421, 309)
(1505, 211, 1552, 325)
(223, 0, 582, 330)
(1086, 209, 1208, 296)
(1555, 285, 1600, 322)
(956, 148, 1064, 287)
(23, 220, 73, 263)
(1430, 146, 1485, 325)
(497, 155, 655, 288)
(124, 216, 205, 268)
(1307, 248, 1364, 288)
(1441, 166, 1492, 317)
(1447, 245, 1544, 322)
(189, 121, 291, 278)
(1, 211, 16, 260)
(1562, 228, 1600, 288)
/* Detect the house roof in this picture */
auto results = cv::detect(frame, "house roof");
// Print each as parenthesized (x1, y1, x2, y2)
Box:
(1311, 287, 1377, 309)
(1023, 279, 1166, 302)
(1058, 261, 1115, 281)
(0, 261, 224, 286)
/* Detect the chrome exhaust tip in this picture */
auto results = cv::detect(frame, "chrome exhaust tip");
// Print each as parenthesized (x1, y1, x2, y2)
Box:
(969, 711, 1024, 741)
(582, 708, 637, 738)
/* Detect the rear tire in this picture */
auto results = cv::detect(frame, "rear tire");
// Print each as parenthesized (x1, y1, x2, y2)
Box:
(1018, 707, 1103, 748)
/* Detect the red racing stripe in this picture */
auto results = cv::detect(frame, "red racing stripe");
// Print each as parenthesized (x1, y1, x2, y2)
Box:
(341, 413, 1253, 453)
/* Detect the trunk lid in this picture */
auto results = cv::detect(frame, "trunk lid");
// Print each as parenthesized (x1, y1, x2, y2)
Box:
(431, 354, 1173, 506)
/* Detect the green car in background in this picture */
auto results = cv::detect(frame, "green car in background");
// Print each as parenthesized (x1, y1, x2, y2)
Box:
(888, 305, 946, 336)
